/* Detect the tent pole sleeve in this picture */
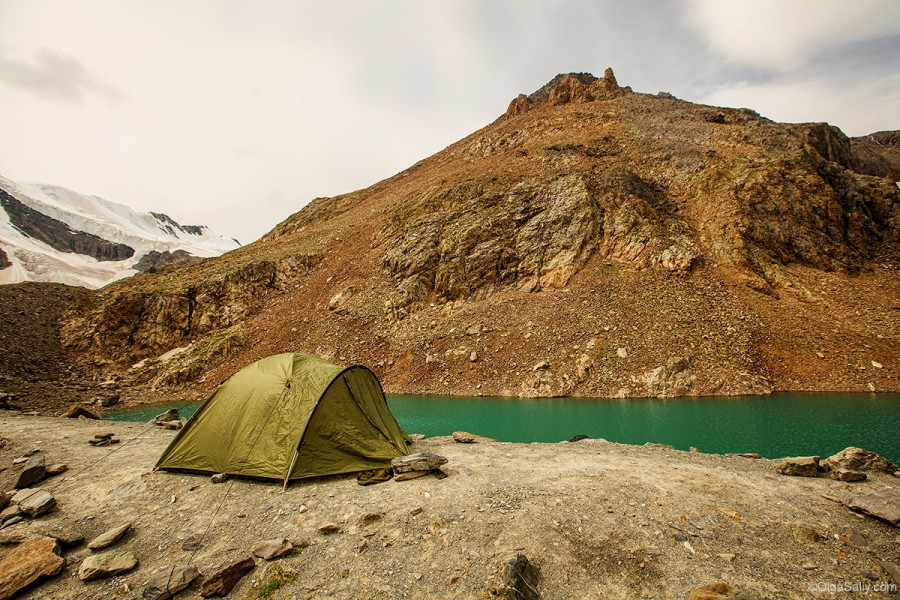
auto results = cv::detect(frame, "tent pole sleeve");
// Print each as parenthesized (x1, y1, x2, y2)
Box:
(283, 447, 301, 490)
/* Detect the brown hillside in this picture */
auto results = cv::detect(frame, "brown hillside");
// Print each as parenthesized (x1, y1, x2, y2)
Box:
(59, 69, 899, 404)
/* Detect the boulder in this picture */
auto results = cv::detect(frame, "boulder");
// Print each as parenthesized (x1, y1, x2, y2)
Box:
(13, 489, 56, 518)
(153, 408, 179, 423)
(87, 523, 132, 550)
(95, 394, 120, 408)
(847, 489, 900, 527)
(822, 447, 897, 474)
(78, 549, 139, 581)
(200, 556, 255, 597)
(15, 452, 47, 489)
(0, 536, 65, 600)
(452, 431, 498, 443)
(776, 456, 821, 477)
(791, 526, 820, 543)
(250, 538, 293, 561)
(687, 581, 757, 599)
(63, 405, 100, 420)
(142, 565, 201, 600)
(391, 452, 448, 473)
(830, 469, 866, 482)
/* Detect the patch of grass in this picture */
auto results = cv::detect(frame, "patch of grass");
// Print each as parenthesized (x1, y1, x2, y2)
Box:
(251, 563, 298, 599)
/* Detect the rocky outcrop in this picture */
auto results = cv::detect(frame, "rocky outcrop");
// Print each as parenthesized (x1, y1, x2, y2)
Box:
(0, 189, 135, 261)
(0, 248, 10, 270)
(850, 130, 900, 181)
(134, 250, 202, 273)
(634, 356, 695, 398)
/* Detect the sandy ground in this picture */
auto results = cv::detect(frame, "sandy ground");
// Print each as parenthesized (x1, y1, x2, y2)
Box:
(0, 414, 898, 599)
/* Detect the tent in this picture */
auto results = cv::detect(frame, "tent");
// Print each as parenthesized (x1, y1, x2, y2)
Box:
(155, 353, 409, 485)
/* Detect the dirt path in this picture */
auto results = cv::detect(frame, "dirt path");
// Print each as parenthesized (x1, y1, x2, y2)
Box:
(0, 415, 898, 599)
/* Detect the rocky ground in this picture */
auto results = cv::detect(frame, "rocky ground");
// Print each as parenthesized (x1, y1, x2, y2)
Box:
(0, 415, 898, 599)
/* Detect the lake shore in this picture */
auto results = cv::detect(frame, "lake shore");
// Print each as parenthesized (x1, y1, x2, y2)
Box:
(1, 414, 898, 599)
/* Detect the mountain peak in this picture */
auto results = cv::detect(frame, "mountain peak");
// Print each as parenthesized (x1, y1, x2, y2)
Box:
(506, 68, 627, 117)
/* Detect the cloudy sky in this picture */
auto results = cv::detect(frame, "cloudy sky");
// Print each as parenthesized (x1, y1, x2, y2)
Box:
(1, 1, 898, 244)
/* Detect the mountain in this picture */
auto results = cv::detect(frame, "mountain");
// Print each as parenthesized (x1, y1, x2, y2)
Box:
(54, 69, 900, 403)
(0, 175, 240, 289)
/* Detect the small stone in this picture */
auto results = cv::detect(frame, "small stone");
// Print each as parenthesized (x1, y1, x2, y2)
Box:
(15, 452, 47, 489)
(142, 565, 200, 600)
(14, 489, 56, 518)
(407, 434, 425, 443)
(504, 554, 539, 600)
(830, 469, 866, 482)
(776, 456, 821, 477)
(452, 431, 498, 444)
(880, 562, 900, 584)
(791, 526, 820, 543)
(532, 361, 549, 372)
(847, 488, 900, 527)
(801, 563, 817, 570)
(871, 361, 883, 369)
(717, 553, 736, 562)
(409, 507, 424, 516)
(250, 538, 293, 560)
(0, 536, 64, 600)
(87, 523, 132, 550)
(836, 528, 867, 548)
(317, 523, 340, 535)
(78, 549, 139, 581)
(357, 512, 383, 527)
(200, 556, 255, 597)
(394, 470, 432, 482)
(469, 351, 478, 362)
(687, 581, 755, 600)
(63, 405, 100, 420)
(616, 347, 628, 358)
(391, 453, 448, 473)
(736, 453, 759, 459)
(210, 473, 228, 484)
(162, 420, 183, 430)
(44, 464, 68, 477)
(181, 534, 204, 551)
(448, 575, 460, 585)
(690, 446, 701, 453)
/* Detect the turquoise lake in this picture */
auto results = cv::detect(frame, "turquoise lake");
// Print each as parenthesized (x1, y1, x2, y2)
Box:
(107, 391, 900, 463)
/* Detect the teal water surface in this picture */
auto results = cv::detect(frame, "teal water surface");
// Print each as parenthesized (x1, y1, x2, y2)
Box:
(106, 392, 900, 463)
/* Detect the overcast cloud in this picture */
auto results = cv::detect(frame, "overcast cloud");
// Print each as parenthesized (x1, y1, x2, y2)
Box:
(0, 0, 897, 244)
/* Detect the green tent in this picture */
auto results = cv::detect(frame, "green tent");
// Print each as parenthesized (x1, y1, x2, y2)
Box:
(155, 353, 409, 485)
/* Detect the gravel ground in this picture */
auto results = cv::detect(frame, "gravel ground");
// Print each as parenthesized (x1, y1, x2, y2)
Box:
(1, 415, 898, 599)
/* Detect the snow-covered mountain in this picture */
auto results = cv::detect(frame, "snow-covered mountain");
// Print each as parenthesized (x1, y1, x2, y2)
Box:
(0, 174, 240, 289)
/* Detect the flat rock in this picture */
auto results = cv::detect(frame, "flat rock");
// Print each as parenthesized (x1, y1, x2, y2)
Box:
(836, 527, 868, 548)
(317, 523, 341, 535)
(0, 536, 65, 600)
(15, 452, 46, 489)
(356, 512, 383, 527)
(823, 447, 898, 473)
(250, 538, 293, 560)
(394, 470, 432, 481)
(452, 431, 498, 443)
(153, 409, 179, 423)
(391, 452, 448, 473)
(14, 489, 56, 518)
(847, 488, 900, 527)
(45, 464, 68, 477)
(830, 469, 866, 482)
(687, 581, 757, 599)
(78, 549, 139, 581)
(88, 523, 132, 550)
(142, 565, 201, 600)
(200, 556, 255, 597)
(881, 562, 900, 584)
(181, 534, 204, 551)
(776, 456, 821, 477)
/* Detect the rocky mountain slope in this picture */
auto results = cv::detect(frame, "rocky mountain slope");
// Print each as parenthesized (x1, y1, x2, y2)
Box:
(0, 175, 240, 289)
(45, 69, 900, 402)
